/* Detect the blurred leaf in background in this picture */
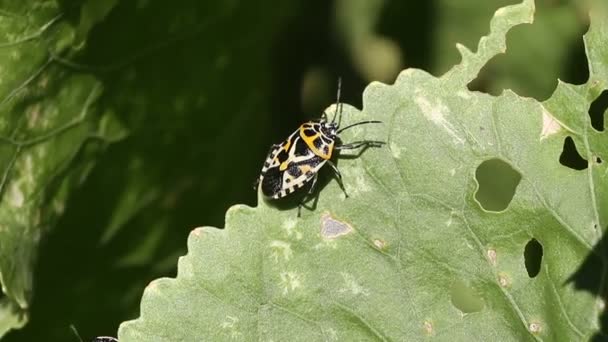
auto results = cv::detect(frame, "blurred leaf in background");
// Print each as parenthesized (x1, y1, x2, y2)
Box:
(0, 0, 597, 341)
(0, 1, 125, 338)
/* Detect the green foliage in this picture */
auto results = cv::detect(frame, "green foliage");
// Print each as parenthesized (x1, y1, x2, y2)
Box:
(118, 0, 608, 340)
(0, 0, 603, 341)
(0, 1, 124, 337)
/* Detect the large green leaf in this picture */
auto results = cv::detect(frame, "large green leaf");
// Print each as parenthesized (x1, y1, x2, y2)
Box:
(0, 1, 124, 337)
(119, 0, 607, 340)
(434, 0, 589, 101)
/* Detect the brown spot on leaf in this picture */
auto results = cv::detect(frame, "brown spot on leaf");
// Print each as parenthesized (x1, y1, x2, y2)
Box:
(320, 213, 353, 239)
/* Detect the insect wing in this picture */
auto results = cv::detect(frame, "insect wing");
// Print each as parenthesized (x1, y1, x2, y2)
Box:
(260, 128, 327, 198)
(259, 130, 298, 197)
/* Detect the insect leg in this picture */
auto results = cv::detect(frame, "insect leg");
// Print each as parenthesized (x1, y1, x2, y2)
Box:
(335, 140, 385, 150)
(326, 160, 349, 198)
(298, 173, 319, 217)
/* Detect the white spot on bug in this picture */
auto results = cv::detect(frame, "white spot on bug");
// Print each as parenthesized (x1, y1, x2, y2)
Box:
(389, 142, 402, 159)
(282, 218, 302, 240)
(415, 95, 464, 145)
(529, 322, 542, 334)
(220, 315, 242, 339)
(321, 214, 353, 239)
(423, 320, 433, 335)
(8, 182, 24, 207)
(339, 272, 369, 296)
(192, 227, 205, 237)
(487, 248, 497, 266)
(279, 272, 302, 295)
(270, 240, 292, 262)
(540, 107, 561, 140)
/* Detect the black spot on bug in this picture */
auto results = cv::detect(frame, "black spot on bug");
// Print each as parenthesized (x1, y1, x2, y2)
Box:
(294, 138, 311, 156)
(261, 167, 284, 197)
(276, 149, 289, 163)
(559, 136, 587, 170)
(304, 128, 317, 137)
(524, 238, 543, 278)
(589, 90, 607, 132)
(474, 159, 521, 212)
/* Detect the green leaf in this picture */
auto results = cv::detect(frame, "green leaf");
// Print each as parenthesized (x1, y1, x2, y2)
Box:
(434, 0, 589, 100)
(119, 0, 607, 340)
(0, 1, 124, 336)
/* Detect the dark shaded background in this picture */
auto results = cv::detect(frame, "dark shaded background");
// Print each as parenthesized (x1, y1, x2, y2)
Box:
(4, 0, 603, 341)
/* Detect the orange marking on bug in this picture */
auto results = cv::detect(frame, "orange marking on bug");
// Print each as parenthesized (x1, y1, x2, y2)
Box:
(283, 138, 292, 152)
(280, 161, 289, 171)
(299, 125, 333, 160)
(298, 164, 312, 174)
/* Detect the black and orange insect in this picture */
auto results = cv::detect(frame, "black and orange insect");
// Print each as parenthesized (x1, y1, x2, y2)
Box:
(255, 79, 384, 216)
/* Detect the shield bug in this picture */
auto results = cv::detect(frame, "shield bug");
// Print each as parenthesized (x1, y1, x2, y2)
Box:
(255, 79, 384, 216)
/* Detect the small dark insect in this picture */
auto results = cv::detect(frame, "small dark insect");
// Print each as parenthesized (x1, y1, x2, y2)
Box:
(255, 78, 384, 216)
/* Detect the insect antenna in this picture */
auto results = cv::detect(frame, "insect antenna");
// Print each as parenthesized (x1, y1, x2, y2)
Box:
(337, 120, 382, 134)
(330, 77, 342, 125)
(70, 325, 84, 342)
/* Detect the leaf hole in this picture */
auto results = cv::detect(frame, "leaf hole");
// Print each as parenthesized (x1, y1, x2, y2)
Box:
(466, 12, 588, 100)
(559, 136, 587, 170)
(524, 238, 543, 278)
(474, 159, 521, 212)
(450, 279, 484, 314)
(589, 90, 607, 132)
